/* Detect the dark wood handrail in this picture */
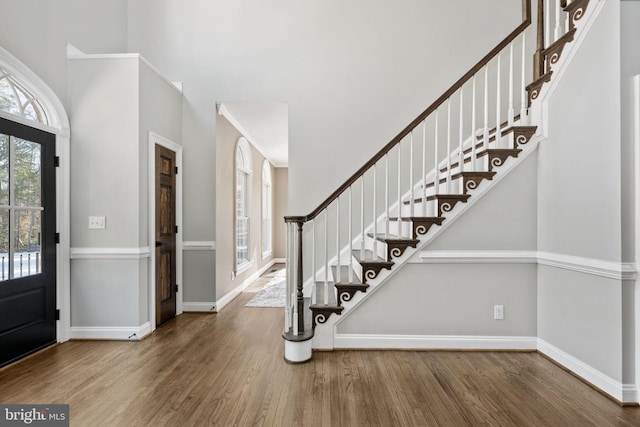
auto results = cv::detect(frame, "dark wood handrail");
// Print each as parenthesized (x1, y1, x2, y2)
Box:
(286, 0, 532, 224)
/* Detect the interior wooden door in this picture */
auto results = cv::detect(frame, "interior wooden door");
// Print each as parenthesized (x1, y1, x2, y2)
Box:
(155, 144, 176, 326)
(0, 117, 56, 367)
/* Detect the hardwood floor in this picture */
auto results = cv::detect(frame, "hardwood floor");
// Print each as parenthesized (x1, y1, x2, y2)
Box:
(1, 291, 639, 426)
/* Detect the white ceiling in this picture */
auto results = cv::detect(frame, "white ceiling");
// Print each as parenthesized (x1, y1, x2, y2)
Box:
(218, 101, 288, 167)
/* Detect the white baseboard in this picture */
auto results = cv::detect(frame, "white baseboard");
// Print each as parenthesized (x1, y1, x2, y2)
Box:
(69, 322, 151, 341)
(333, 334, 537, 350)
(216, 259, 281, 312)
(537, 338, 638, 403)
(183, 302, 217, 312)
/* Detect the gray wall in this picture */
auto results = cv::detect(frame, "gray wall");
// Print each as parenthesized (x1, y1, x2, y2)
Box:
(0, 0, 128, 108)
(215, 115, 276, 301)
(274, 168, 288, 259)
(338, 149, 539, 336)
(536, 0, 625, 382)
(67, 56, 182, 329)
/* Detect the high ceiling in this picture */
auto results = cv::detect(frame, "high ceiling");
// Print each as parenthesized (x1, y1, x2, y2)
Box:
(218, 102, 288, 167)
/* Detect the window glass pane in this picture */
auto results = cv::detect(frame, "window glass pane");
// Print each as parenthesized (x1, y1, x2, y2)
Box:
(13, 137, 41, 207)
(0, 209, 8, 281)
(14, 209, 41, 278)
(236, 217, 248, 266)
(0, 77, 20, 116)
(0, 134, 8, 205)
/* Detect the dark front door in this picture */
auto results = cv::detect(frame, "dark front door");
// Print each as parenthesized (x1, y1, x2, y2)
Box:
(155, 144, 176, 326)
(0, 117, 56, 367)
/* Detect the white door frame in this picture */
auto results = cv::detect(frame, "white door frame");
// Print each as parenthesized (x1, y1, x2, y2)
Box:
(149, 131, 183, 332)
(634, 74, 640, 399)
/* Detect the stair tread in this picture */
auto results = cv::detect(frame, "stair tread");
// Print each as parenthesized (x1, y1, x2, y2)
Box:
(388, 216, 445, 221)
(352, 249, 392, 265)
(367, 233, 419, 243)
(426, 193, 471, 202)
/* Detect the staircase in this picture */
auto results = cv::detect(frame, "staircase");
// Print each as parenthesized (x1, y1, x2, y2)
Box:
(283, 0, 591, 363)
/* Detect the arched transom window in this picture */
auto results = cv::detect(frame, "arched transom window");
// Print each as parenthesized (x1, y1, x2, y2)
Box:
(0, 67, 48, 125)
(235, 137, 252, 269)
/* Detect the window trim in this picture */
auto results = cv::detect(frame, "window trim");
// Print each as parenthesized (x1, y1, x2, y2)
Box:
(235, 137, 252, 272)
(261, 160, 272, 259)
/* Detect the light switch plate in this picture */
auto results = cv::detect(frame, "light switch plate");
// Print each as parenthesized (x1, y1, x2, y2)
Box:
(88, 216, 106, 229)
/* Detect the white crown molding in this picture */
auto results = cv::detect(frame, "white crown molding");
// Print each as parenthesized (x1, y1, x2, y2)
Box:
(537, 338, 637, 404)
(415, 250, 637, 281)
(66, 43, 182, 95)
(69, 322, 151, 341)
(70, 247, 151, 260)
(333, 334, 537, 350)
(217, 103, 287, 168)
(183, 241, 216, 251)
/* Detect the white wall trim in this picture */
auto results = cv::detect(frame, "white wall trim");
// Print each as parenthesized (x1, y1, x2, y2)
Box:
(69, 322, 151, 341)
(66, 43, 182, 95)
(149, 132, 184, 329)
(215, 259, 280, 312)
(183, 302, 217, 312)
(537, 338, 637, 403)
(333, 334, 537, 350)
(217, 103, 287, 168)
(70, 247, 151, 260)
(634, 73, 640, 404)
(183, 241, 216, 251)
(538, 252, 636, 281)
(415, 250, 637, 281)
(417, 250, 538, 264)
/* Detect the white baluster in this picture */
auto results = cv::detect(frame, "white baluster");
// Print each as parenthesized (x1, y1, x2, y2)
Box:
(397, 140, 402, 236)
(373, 165, 377, 257)
(459, 87, 464, 175)
(446, 99, 452, 193)
(496, 53, 502, 149)
(311, 219, 316, 305)
(385, 154, 389, 237)
(349, 186, 353, 283)
(324, 208, 328, 305)
(433, 109, 439, 217)
(409, 131, 414, 217)
(508, 42, 515, 127)
(285, 222, 291, 332)
(471, 74, 477, 171)
(361, 177, 365, 257)
(336, 198, 340, 284)
(546, 0, 551, 48)
(422, 119, 427, 215)
(483, 66, 489, 152)
(555, 0, 562, 42)
(520, 32, 527, 124)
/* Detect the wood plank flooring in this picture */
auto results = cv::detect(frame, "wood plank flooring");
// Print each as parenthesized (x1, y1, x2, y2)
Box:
(1, 290, 640, 426)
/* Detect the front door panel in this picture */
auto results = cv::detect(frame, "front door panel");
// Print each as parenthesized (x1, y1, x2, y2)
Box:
(0, 117, 56, 367)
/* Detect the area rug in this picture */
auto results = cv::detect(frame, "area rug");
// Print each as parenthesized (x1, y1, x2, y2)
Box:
(245, 276, 286, 307)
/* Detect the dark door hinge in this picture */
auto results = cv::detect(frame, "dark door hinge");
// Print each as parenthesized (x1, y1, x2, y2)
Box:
(55, 232, 60, 244)
(175, 166, 179, 175)
(55, 309, 60, 320)
(175, 284, 179, 293)
(54, 156, 60, 167)
(175, 225, 178, 234)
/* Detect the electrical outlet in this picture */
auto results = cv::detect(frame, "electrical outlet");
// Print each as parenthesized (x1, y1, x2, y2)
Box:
(88, 216, 106, 229)
(494, 305, 504, 320)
